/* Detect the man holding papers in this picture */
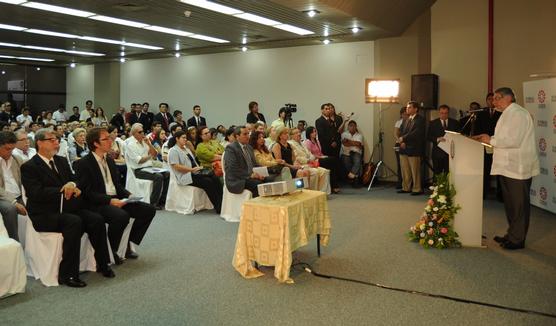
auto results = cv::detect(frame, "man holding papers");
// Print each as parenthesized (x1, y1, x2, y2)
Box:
(75, 127, 156, 263)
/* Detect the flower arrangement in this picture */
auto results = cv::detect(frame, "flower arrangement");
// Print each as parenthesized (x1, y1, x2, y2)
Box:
(407, 173, 461, 249)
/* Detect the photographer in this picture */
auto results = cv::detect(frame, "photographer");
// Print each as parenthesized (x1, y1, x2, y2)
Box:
(270, 107, 287, 129)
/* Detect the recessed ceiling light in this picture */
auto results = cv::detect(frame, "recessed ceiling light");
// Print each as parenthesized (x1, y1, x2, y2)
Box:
(0, 54, 54, 62)
(36, 67, 41, 71)
(89, 15, 149, 28)
(23, 45, 65, 52)
(144, 26, 193, 37)
(241, 46, 247, 52)
(178, 0, 243, 15)
(1, 70, 5, 74)
(0, 41, 106, 56)
(120, 58, 126, 63)
(303, 9, 320, 17)
(0, 42, 20, 48)
(351, 27, 362, 33)
(122, 42, 164, 50)
(323, 27, 329, 37)
(235, 13, 281, 26)
(70, 62, 76, 68)
(175, 52, 181, 58)
(79, 36, 122, 45)
(120, 51, 125, 57)
(241, 36, 247, 44)
(189, 34, 229, 43)
(65, 50, 105, 57)
(25, 29, 78, 39)
(0, 23, 27, 31)
(322, 39, 330, 45)
(22, 2, 95, 17)
(274, 24, 314, 35)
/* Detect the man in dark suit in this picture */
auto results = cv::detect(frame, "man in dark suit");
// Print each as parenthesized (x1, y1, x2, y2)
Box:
(398, 101, 425, 195)
(21, 128, 114, 287)
(187, 105, 207, 128)
(142, 102, 154, 133)
(315, 103, 339, 157)
(476, 92, 502, 199)
(110, 107, 126, 135)
(427, 104, 460, 175)
(74, 127, 156, 263)
(153, 102, 174, 132)
(224, 126, 268, 197)
(128, 104, 149, 129)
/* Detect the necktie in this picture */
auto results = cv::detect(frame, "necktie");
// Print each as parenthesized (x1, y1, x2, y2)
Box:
(442, 119, 446, 130)
(196, 117, 200, 126)
(49, 160, 58, 174)
(490, 109, 494, 117)
(241, 145, 253, 172)
(100, 158, 110, 184)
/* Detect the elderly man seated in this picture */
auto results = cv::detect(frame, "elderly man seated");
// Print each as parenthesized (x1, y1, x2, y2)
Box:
(12, 129, 36, 162)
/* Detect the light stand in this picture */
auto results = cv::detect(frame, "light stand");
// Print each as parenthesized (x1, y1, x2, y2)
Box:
(364, 79, 400, 191)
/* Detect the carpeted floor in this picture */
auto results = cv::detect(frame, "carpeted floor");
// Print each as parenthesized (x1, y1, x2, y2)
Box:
(1, 186, 555, 326)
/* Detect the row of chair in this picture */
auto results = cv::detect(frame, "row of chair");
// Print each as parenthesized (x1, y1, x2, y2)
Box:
(0, 215, 26, 298)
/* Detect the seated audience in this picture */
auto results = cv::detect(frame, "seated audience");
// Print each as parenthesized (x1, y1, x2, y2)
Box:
(75, 127, 156, 264)
(168, 130, 222, 213)
(42, 111, 56, 125)
(108, 125, 127, 185)
(186, 126, 199, 153)
(12, 129, 37, 162)
(91, 107, 108, 126)
(68, 127, 89, 166)
(222, 127, 235, 147)
(304, 126, 341, 193)
(271, 126, 310, 179)
(0, 131, 25, 241)
(173, 110, 187, 130)
(151, 128, 167, 161)
(270, 107, 287, 130)
(196, 126, 224, 169)
(288, 128, 331, 192)
(250, 130, 287, 176)
(54, 124, 70, 162)
(341, 120, 364, 183)
(124, 123, 169, 209)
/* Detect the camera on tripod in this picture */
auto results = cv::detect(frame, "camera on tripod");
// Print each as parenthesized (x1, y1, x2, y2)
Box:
(283, 103, 297, 115)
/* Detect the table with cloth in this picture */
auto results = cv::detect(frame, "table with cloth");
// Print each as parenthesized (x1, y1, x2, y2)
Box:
(232, 189, 331, 283)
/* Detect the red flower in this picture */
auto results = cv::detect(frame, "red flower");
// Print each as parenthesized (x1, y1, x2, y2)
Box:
(440, 227, 448, 234)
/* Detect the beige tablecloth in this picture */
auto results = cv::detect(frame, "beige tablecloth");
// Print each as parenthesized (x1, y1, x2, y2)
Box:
(232, 189, 331, 283)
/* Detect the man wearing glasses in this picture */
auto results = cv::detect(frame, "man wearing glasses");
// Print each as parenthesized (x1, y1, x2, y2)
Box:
(474, 87, 540, 250)
(125, 123, 169, 209)
(21, 129, 114, 287)
(12, 129, 36, 162)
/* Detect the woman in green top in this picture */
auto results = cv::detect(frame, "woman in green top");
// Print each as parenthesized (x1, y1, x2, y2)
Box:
(195, 126, 224, 169)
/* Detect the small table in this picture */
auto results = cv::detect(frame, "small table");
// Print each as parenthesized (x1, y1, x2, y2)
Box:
(232, 189, 331, 283)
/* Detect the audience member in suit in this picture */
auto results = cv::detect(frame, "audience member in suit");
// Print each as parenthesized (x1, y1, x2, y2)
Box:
(21, 128, 114, 287)
(398, 101, 425, 195)
(142, 102, 154, 133)
(427, 105, 461, 175)
(187, 105, 207, 128)
(125, 123, 169, 209)
(0, 131, 26, 241)
(168, 130, 222, 213)
(246, 101, 266, 124)
(128, 104, 150, 130)
(153, 102, 174, 132)
(75, 127, 156, 263)
(110, 107, 126, 135)
(224, 126, 272, 197)
(315, 103, 340, 158)
(476, 92, 502, 200)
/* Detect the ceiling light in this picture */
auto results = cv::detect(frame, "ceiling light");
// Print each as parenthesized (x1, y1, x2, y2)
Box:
(175, 52, 181, 58)
(36, 67, 40, 71)
(20, 57, 54, 62)
(235, 13, 280, 26)
(241, 46, 247, 52)
(323, 27, 329, 37)
(1, 71, 5, 74)
(122, 42, 164, 50)
(24, 45, 64, 52)
(241, 36, 247, 44)
(79, 36, 122, 44)
(175, 44, 180, 51)
(274, 24, 314, 35)
(89, 15, 149, 28)
(351, 27, 361, 33)
(304, 9, 320, 17)
(0, 42, 20, 48)
(120, 51, 125, 57)
(322, 39, 330, 45)
(64, 50, 105, 56)
(119, 58, 125, 63)
(0, 23, 27, 31)
(144, 25, 193, 37)
(25, 29, 78, 38)
(0, 0, 27, 4)
(0, 55, 16, 59)
(70, 62, 76, 68)
(178, 0, 243, 15)
(189, 34, 229, 43)
(22, 2, 95, 17)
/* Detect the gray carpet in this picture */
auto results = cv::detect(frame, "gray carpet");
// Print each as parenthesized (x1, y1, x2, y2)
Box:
(1, 187, 555, 326)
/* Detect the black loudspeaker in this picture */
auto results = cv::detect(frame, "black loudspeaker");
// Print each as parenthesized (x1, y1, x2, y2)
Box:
(411, 74, 438, 110)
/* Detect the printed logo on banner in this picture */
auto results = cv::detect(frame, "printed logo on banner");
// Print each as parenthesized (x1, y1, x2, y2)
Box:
(525, 96, 535, 103)
(538, 90, 546, 103)
(537, 120, 547, 127)
(538, 138, 547, 157)
(539, 187, 547, 205)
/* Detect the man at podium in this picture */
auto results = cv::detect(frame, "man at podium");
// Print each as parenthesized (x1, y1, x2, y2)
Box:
(474, 87, 539, 250)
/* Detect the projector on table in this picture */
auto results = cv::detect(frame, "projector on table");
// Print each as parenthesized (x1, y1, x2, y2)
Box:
(258, 177, 309, 197)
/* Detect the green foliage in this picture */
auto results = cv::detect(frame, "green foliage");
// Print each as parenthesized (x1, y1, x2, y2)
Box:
(406, 173, 461, 249)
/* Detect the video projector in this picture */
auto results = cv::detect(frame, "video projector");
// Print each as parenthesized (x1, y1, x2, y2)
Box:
(257, 177, 309, 197)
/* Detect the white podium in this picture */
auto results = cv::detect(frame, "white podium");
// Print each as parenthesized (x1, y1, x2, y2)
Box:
(439, 131, 489, 247)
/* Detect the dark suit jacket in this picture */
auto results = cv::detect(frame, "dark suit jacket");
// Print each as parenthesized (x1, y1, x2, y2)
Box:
(74, 153, 130, 208)
(246, 112, 266, 124)
(128, 112, 150, 129)
(224, 142, 257, 194)
(187, 116, 207, 128)
(476, 109, 501, 136)
(153, 112, 174, 132)
(315, 116, 337, 156)
(399, 114, 426, 156)
(427, 118, 460, 159)
(143, 111, 154, 132)
(21, 154, 83, 228)
(110, 114, 125, 134)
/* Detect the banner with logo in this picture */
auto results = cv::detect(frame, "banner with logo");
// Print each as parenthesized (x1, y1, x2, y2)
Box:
(523, 78, 556, 214)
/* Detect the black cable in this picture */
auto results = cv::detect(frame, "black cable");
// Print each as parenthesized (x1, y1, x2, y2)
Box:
(299, 263, 556, 319)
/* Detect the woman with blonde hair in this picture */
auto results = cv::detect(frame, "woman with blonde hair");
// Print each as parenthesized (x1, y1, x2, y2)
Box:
(271, 126, 310, 179)
(288, 128, 331, 194)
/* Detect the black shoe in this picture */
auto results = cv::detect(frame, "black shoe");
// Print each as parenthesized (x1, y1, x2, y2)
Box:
(126, 244, 139, 259)
(97, 266, 116, 278)
(493, 235, 507, 244)
(59, 276, 87, 288)
(397, 190, 410, 194)
(113, 252, 124, 265)
(411, 191, 424, 196)
(501, 240, 525, 250)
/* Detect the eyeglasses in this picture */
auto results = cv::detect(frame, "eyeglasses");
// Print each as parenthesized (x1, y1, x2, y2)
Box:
(41, 137, 59, 142)
(493, 95, 503, 100)
(16, 138, 28, 142)
(137, 131, 144, 134)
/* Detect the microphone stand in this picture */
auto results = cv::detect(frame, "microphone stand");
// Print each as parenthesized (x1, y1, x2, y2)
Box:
(459, 112, 478, 135)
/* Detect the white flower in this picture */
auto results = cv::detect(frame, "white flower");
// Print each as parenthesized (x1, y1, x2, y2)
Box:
(428, 239, 434, 245)
(438, 195, 447, 203)
(438, 238, 443, 241)
(433, 207, 439, 212)
(425, 206, 431, 212)
(420, 232, 426, 238)
(429, 186, 435, 190)
(419, 224, 426, 230)
(428, 222, 433, 226)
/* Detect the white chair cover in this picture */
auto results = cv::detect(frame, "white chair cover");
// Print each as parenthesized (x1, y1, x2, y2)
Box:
(125, 168, 153, 204)
(19, 215, 96, 287)
(0, 215, 26, 298)
(108, 218, 134, 264)
(165, 168, 214, 215)
(220, 152, 252, 222)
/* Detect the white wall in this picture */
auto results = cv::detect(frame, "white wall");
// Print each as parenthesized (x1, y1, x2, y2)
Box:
(120, 41, 375, 153)
(66, 64, 94, 110)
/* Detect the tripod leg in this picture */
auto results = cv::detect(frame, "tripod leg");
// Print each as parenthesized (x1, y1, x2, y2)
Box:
(367, 161, 383, 191)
